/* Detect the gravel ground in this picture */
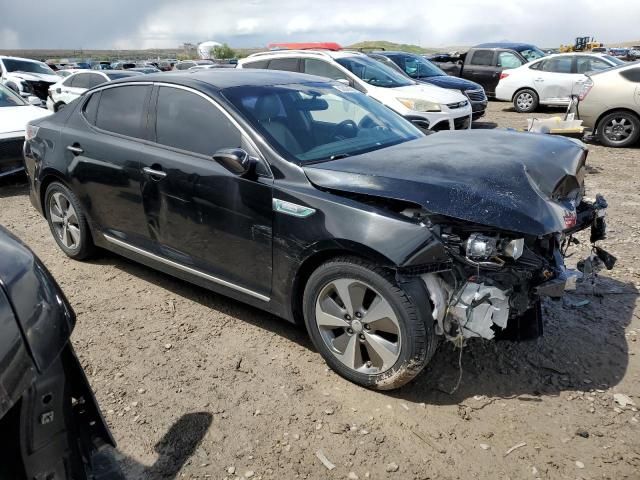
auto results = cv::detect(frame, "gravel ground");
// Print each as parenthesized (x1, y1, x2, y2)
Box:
(1, 100, 639, 480)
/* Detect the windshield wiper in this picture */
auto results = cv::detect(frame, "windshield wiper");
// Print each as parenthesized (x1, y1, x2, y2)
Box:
(329, 153, 350, 160)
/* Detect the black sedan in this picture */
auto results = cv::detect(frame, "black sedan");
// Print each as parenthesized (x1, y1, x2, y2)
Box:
(24, 70, 611, 390)
(368, 51, 488, 120)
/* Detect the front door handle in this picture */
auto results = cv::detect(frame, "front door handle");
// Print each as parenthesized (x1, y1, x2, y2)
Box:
(534, 78, 544, 82)
(142, 166, 167, 179)
(66, 145, 83, 154)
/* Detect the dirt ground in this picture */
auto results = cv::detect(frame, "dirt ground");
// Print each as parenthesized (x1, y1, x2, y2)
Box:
(1, 101, 639, 480)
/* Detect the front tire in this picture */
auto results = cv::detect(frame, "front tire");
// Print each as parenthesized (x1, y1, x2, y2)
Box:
(54, 102, 66, 112)
(45, 182, 95, 260)
(303, 257, 436, 390)
(513, 89, 539, 113)
(597, 111, 640, 148)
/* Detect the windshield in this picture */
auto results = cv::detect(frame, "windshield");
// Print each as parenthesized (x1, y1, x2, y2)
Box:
(336, 56, 414, 88)
(0, 84, 27, 107)
(223, 82, 422, 164)
(2, 58, 55, 75)
(399, 55, 446, 78)
(519, 47, 546, 62)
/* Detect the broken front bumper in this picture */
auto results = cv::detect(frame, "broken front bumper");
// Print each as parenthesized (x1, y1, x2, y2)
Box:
(422, 194, 614, 341)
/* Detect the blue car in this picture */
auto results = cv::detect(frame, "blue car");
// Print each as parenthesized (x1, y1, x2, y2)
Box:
(368, 51, 487, 120)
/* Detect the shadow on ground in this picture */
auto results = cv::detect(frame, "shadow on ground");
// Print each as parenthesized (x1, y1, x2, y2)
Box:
(96, 412, 213, 480)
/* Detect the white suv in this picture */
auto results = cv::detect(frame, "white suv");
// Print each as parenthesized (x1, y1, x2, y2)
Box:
(238, 50, 472, 131)
(0, 56, 60, 105)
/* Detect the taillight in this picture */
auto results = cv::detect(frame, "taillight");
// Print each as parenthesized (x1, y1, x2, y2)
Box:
(578, 79, 593, 101)
(25, 124, 39, 141)
(499, 72, 509, 80)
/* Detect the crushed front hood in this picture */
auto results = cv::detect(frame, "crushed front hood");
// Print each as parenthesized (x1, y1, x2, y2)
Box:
(8, 72, 59, 84)
(304, 129, 587, 236)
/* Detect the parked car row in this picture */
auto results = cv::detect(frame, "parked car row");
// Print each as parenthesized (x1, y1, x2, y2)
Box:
(495, 52, 624, 112)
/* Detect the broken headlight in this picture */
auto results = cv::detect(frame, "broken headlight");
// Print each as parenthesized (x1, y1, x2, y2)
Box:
(465, 233, 524, 261)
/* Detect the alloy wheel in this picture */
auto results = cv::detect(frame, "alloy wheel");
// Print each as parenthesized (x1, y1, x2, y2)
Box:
(314, 278, 401, 374)
(49, 192, 81, 249)
(603, 116, 635, 143)
(516, 92, 534, 110)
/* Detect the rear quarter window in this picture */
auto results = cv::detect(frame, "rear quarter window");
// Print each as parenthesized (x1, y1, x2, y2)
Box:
(82, 91, 100, 124)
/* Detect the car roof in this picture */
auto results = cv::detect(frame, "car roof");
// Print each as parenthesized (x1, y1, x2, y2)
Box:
(474, 42, 537, 50)
(106, 69, 335, 91)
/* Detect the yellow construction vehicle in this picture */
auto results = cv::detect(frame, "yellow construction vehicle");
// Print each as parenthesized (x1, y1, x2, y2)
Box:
(559, 36, 604, 53)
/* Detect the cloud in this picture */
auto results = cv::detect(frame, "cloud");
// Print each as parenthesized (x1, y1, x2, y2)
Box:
(3, 0, 640, 50)
(0, 28, 19, 49)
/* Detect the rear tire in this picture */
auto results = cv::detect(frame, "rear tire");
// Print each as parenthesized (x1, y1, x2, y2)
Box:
(513, 89, 539, 113)
(54, 102, 66, 112)
(303, 257, 436, 390)
(597, 111, 640, 147)
(45, 182, 95, 260)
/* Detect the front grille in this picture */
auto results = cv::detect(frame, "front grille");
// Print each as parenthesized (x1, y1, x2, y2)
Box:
(0, 137, 25, 175)
(447, 100, 469, 110)
(25, 81, 55, 101)
(465, 89, 487, 102)
(454, 116, 470, 130)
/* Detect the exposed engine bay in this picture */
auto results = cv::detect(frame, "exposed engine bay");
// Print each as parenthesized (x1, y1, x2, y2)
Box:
(417, 194, 613, 342)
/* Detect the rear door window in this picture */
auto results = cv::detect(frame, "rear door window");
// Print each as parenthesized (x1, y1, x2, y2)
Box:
(303, 59, 347, 80)
(242, 59, 269, 69)
(154, 86, 242, 156)
(95, 85, 150, 138)
(542, 57, 573, 73)
(267, 58, 300, 72)
(469, 50, 494, 66)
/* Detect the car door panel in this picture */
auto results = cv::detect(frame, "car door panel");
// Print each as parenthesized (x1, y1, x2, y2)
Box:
(141, 85, 273, 296)
(140, 146, 273, 295)
(60, 85, 156, 251)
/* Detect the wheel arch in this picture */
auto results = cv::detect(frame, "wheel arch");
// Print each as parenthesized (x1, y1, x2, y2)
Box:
(289, 243, 397, 325)
(39, 170, 73, 219)
(593, 107, 640, 132)
(511, 86, 539, 102)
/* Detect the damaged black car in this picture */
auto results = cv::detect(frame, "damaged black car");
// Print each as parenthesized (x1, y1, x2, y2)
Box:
(23, 70, 613, 390)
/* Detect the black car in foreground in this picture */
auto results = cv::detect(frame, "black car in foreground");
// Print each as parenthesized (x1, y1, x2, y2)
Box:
(24, 70, 613, 390)
(368, 51, 488, 120)
(0, 226, 116, 479)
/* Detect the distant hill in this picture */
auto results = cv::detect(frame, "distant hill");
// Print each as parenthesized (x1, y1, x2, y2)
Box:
(347, 41, 437, 54)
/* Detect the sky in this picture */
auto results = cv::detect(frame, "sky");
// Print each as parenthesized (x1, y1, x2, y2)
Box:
(2, 0, 639, 50)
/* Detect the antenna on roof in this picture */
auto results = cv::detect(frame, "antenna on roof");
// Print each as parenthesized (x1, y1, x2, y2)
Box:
(267, 42, 342, 51)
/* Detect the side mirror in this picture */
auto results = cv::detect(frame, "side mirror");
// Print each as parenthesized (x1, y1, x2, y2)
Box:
(212, 148, 255, 177)
(27, 96, 42, 106)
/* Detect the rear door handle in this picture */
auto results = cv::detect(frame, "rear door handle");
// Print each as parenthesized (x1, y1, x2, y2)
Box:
(142, 166, 167, 179)
(535, 78, 544, 82)
(66, 145, 83, 154)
